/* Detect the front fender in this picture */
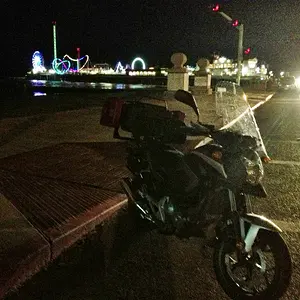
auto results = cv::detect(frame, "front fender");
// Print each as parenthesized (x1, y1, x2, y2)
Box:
(242, 213, 282, 232)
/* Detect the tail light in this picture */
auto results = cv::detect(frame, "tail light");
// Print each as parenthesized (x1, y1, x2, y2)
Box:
(100, 98, 125, 128)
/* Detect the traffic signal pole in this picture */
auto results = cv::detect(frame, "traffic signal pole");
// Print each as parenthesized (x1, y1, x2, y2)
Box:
(237, 24, 244, 86)
(216, 11, 244, 85)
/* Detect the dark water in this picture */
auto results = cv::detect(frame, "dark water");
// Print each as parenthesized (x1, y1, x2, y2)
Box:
(0, 78, 165, 119)
(29, 79, 161, 91)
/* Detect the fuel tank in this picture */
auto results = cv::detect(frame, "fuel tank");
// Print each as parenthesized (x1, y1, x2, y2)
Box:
(148, 144, 199, 195)
(184, 144, 226, 179)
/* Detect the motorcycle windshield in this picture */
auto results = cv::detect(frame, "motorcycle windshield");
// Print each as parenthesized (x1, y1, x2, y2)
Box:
(215, 81, 269, 159)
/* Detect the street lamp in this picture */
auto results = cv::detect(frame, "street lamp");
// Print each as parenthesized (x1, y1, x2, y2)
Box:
(211, 4, 244, 85)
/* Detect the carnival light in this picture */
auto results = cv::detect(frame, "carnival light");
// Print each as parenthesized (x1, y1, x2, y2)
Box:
(52, 54, 90, 74)
(129, 70, 155, 76)
(52, 21, 57, 61)
(32, 51, 46, 74)
(115, 61, 125, 73)
(52, 58, 71, 74)
(63, 54, 90, 71)
(218, 57, 227, 64)
(131, 57, 146, 70)
(100, 69, 115, 74)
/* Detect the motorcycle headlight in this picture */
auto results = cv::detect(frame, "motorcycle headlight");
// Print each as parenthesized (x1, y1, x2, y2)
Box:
(243, 155, 264, 185)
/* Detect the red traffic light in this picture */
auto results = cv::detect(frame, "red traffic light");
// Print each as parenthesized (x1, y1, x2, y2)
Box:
(244, 47, 251, 55)
(212, 4, 220, 12)
(232, 19, 239, 27)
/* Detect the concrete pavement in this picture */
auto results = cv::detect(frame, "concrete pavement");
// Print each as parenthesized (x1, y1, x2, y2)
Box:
(0, 89, 273, 299)
(0, 141, 128, 299)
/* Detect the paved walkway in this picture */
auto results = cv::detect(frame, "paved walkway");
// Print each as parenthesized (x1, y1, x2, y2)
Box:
(0, 141, 129, 299)
(0, 90, 273, 299)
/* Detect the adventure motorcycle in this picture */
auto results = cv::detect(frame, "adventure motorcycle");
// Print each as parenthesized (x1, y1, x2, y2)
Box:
(100, 81, 292, 299)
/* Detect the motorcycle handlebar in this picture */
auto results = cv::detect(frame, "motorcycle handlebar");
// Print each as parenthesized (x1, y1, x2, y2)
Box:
(184, 122, 214, 136)
(113, 121, 214, 141)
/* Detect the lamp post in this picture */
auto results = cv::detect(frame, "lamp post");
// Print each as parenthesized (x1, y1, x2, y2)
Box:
(236, 24, 244, 86)
(213, 7, 244, 85)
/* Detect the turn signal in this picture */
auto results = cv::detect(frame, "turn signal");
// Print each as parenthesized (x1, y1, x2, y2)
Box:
(212, 151, 223, 161)
(262, 156, 271, 164)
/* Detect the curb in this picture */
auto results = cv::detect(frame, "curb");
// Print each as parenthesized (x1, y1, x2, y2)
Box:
(0, 194, 50, 299)
(48, 196, 128, 261)
(1, 194, 128, 299)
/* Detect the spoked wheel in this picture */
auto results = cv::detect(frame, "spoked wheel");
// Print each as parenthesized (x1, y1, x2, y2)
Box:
(214, 230, 292, 299)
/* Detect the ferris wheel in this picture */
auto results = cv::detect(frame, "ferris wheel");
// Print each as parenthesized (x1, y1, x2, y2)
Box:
(32, 51, 46, 73)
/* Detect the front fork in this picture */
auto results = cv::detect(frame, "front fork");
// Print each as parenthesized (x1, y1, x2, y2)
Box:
(226, 190, 282, 253)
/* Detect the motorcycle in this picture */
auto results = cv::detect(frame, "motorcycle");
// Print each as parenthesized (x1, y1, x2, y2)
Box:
(100, 81, 292, 299)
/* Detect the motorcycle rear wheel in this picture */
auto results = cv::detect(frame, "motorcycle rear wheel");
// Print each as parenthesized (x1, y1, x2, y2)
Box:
(213, 230, 292, 299)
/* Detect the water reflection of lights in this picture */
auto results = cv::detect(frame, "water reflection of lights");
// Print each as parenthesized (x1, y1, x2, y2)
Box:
(99, 83, 114, 89)
(34, 92, 47, 96)
(116, 84, 126, 89)
(30, 80, 47, 86)
(28, 79, 159, 90)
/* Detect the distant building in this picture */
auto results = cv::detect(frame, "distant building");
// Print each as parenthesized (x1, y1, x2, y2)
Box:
(207, 56, 268, 79)
(208, 56, 237, 76)
(93, 63, 111, 71)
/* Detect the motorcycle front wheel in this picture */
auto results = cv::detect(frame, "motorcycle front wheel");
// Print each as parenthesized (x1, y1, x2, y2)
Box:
(213, 230, 292, 299)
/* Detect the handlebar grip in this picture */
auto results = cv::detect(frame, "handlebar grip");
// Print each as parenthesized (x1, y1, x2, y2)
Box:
(200, 123, 215, 132)
(185, 122, 212, 136)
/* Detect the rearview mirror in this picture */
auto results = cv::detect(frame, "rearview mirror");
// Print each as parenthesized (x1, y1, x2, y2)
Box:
(174, 90, 200, 122)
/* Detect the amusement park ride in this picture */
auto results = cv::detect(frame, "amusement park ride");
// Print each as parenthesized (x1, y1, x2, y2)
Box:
(30, 22, 268, 80)
(30, 21, 158, 77)
(31, 50, 156, 76)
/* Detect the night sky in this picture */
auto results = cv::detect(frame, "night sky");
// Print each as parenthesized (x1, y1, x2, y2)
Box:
(2, 0, 300, 77)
